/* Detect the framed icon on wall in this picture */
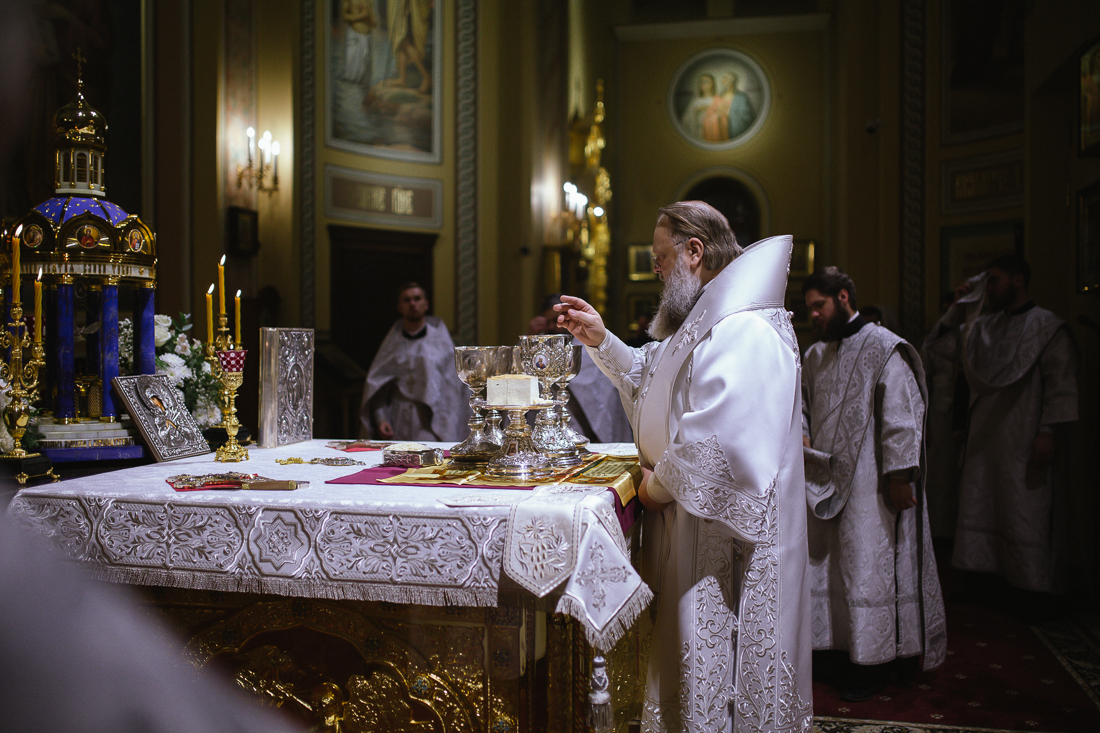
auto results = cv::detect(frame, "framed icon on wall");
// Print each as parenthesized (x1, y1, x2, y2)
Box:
(1081, 36, 1100, 156)
(1078, 181, 1100, 292)
(627, 244, 657, 281)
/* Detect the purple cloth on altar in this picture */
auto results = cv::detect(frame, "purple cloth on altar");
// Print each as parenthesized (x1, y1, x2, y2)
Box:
(326, 465, 642, 535)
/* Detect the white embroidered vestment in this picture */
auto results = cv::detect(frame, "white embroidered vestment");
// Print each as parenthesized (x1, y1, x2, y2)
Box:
(802, 323, 947, 670)
(939, 305, 1079, 591)
(360, 316, 469, 441)
(589, 236, 813, 733)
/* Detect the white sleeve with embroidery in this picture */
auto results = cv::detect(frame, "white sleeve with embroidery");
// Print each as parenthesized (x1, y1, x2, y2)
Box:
(584, 331, 659, 423)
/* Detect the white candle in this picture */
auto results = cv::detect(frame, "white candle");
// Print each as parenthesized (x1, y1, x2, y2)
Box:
(246, 126, 255, 166)
(271, 140, 280, 181)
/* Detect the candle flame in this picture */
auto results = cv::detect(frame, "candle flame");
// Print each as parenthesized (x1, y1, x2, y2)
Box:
(236, 289, 242, 297)
(36, 268, 42, 281)
(208, 283, 215, 294)
(14, 224, 22, 237)
(219, 254, 226, 266)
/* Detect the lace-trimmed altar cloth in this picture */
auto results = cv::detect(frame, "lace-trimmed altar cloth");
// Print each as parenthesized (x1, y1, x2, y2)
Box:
(6, 440, 649, 653)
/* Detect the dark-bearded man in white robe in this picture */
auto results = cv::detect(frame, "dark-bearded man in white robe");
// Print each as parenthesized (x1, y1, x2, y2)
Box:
(360, 283, 468, 441)
(801, 268, 946, 702)
(556, 201, 812, 733)
(928, 255, 1078, 593)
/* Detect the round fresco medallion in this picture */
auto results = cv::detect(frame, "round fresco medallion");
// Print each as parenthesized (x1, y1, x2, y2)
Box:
(127, 229, 145, 252)
(533, 353, 550, 371)
(22, 224, 43, 249)
(668, 48, 771, 150)
(78, 224, 100, 249)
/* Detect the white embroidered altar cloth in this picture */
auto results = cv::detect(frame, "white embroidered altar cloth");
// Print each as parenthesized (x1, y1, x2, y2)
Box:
(7, 440, 648, 652)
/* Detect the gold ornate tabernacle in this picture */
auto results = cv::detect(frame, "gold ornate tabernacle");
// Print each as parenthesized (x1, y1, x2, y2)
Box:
(6, 50, 158, 442)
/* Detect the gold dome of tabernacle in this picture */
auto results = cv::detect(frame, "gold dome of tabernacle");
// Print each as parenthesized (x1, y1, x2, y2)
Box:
(53, 80, 107, 150)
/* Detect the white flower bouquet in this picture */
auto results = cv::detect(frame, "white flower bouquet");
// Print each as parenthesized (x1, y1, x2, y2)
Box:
(119, 313, 222, 428)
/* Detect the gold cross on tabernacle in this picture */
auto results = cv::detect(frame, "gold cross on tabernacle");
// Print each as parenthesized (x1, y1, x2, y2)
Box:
(73, 48, 86, 82)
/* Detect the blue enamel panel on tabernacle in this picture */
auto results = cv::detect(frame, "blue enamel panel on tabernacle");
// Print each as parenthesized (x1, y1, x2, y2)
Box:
(55, 283, 76, 419)
(32, 197, 130, 226)
(100, 284, 120, 418)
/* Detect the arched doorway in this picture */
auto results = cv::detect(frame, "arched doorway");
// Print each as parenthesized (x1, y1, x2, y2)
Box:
(682, 175, 762, 246)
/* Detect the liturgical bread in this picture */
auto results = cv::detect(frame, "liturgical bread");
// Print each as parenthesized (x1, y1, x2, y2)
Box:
(487, 374, 542, 406)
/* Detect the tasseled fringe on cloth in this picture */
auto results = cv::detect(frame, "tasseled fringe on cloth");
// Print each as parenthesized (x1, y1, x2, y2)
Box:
(555, 581, 653, 653)
(85, 566, 500, 607)
(587, 655, 613, 732)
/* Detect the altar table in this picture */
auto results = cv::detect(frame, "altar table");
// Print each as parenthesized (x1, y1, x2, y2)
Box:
(7, 440, 650, 733)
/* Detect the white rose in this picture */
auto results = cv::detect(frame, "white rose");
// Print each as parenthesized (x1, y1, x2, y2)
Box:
(153, 314, 172, 328)
(154, 324, 171, 347)
(157, 353, 190, 388)
(192, 396, 222, 428)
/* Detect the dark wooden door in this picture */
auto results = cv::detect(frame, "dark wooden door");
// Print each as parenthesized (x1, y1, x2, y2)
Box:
(328, 225, 437, 372)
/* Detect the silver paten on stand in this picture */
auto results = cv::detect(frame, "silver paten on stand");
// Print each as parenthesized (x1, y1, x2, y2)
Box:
(483, 402, 554, 479)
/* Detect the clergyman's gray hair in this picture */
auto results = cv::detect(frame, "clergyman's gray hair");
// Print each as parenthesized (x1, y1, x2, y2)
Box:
(656, 200, 742, 271)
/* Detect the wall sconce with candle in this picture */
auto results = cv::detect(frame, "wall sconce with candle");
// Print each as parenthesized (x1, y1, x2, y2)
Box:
(236, 127, 280, 194)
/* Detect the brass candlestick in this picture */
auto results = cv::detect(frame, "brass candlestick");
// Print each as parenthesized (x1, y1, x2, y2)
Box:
(206, 312, 234, 429)
(211, 347, 248, 462)
(0, 301, 46, 458)
(0, 299, 58, 484)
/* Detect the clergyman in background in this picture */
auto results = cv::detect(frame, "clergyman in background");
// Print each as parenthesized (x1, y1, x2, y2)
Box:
(801, 266, 946, 702)
(359, 282, 467, 441)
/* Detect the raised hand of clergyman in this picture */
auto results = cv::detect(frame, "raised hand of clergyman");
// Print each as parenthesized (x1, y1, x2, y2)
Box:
(554, 295, 607, 347)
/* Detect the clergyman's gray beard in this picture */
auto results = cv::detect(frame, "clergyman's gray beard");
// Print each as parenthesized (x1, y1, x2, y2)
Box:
(648, 257, 703, 340)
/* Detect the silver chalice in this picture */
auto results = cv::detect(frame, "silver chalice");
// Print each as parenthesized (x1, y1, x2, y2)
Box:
(554, 344, 590, 451)
(517, 334, 580, 467)
(451, 346, 514, 464)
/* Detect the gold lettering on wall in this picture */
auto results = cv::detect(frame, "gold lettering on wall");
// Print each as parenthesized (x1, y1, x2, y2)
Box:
(391, 188, 414, 215)
(946, 154, 1020, 211)
(326, 166, 441, 229)
(359, 185, 387, 212)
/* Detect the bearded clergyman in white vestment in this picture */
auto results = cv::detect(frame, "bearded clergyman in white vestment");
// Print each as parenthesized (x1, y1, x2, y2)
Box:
(360, 283, 468, 441)
(556, 201, 812, 733)
(801, 267, 947, 702)
(927, 255, 1078, 594)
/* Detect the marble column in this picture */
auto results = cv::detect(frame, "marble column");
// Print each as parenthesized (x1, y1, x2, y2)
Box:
(99, 279, 119, 420)
(55, 278, 76, 421)
(133, 283, 156, 375)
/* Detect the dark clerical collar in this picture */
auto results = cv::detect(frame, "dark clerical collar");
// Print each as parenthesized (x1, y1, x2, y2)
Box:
(839, 315, 867, 341)
(401, 325, 428, 340)
(1007, 300, 1036, 317)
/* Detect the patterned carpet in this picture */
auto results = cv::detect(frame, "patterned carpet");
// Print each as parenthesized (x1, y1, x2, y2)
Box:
(810, 611, 1100, 733)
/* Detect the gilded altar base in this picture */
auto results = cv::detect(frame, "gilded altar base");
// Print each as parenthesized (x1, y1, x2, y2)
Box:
(140, 586, 647, 733)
